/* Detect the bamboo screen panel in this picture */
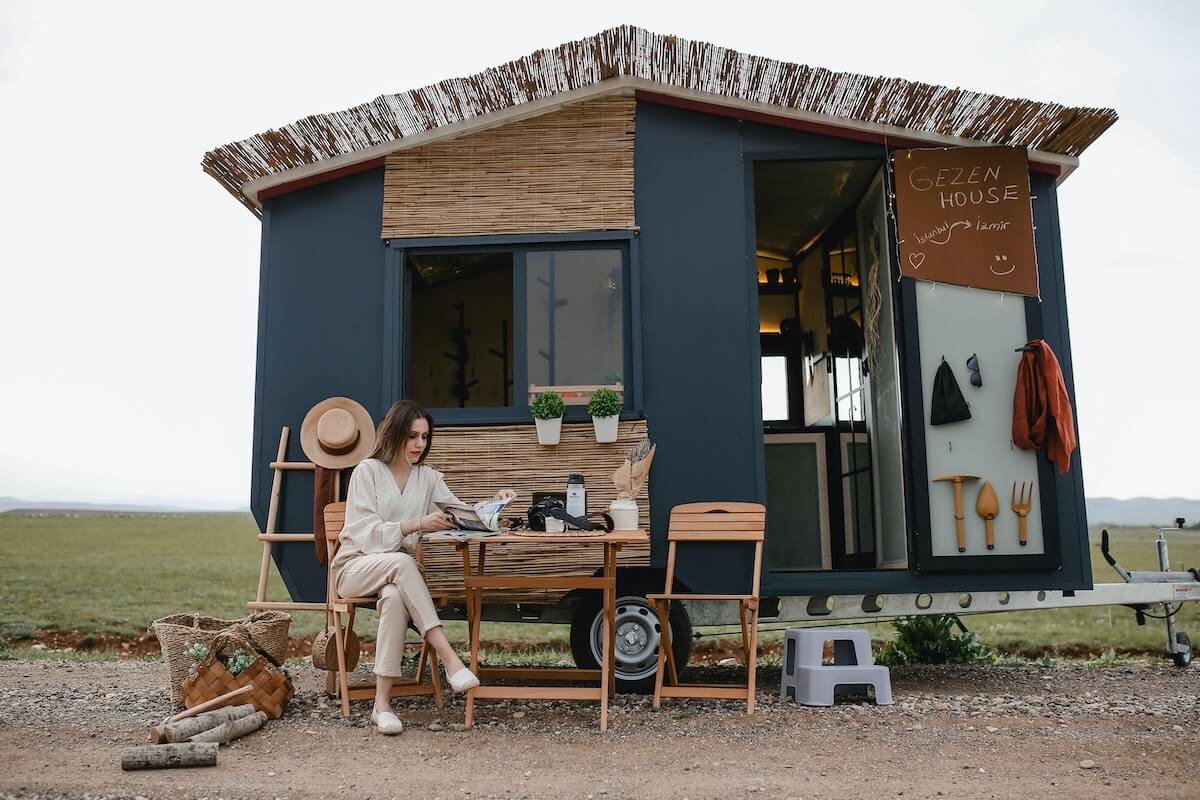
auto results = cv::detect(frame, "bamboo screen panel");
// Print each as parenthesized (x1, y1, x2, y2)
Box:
(418, 420, 651, 602)
(381, 95, 635, 238)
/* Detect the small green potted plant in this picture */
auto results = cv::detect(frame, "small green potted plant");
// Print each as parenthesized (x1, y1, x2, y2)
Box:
(587, 387, 622, 443)
(529, 390, 566, 445)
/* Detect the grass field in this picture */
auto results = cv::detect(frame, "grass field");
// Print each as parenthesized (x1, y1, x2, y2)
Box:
(1, 511, 1197, 658)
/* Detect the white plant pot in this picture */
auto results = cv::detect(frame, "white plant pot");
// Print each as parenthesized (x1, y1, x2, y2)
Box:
(609, 498, 639, 531)
(592, 414, 619, 443)
(534, 416, 563, 446)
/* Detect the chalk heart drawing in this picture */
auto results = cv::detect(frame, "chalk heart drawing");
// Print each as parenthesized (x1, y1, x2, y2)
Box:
(909, 252, 926, 270)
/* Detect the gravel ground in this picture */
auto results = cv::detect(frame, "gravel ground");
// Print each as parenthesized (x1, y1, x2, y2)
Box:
(1, 659, 1197, 799)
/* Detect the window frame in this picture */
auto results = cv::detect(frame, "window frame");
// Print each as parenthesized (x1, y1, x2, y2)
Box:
(383, 232, 641, 424)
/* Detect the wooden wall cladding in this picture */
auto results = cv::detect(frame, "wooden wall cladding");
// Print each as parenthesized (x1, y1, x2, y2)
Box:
(382, 95, 635, 238)
(419, 419, 651, 601)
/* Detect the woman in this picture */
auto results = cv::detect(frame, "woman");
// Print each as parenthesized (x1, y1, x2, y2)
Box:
(332, 400, 516, 734)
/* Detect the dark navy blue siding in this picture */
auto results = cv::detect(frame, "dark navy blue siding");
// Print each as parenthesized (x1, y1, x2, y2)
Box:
(634, 104, 758, 594)
(1030, 172, 1093, 589)
(251, 168, 387, 602)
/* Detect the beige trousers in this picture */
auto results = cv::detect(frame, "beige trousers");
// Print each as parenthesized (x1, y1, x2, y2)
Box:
(335, 552, 442, 678)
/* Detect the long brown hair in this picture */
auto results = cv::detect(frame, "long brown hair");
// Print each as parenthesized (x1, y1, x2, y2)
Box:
(368, 400, 434, 465)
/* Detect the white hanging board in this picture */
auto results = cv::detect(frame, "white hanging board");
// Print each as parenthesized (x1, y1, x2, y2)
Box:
(916, 282, 1044, 556)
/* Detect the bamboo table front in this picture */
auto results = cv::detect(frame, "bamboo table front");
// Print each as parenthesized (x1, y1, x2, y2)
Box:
(428, 530, 648, 733)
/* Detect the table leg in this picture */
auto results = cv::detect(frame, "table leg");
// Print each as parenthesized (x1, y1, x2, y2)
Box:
(472, 544, 486, 664)
(600, 544, 616, 732)
(607, 544, 618, 700)
(460, 543, 477, 729)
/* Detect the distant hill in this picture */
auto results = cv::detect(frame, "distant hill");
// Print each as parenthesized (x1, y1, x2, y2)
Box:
(3, 495, 1194, 525)
(1086, 497, 1200, 528)
(0, 496, 246, 514)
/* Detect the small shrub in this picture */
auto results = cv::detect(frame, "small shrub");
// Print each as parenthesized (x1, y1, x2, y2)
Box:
(0, 638, 9, 661)
(1090, 647, 1125, 667)
(875, 615, 995, 666)
(587, 388, 622, 418)
(529, 391, 565, 420)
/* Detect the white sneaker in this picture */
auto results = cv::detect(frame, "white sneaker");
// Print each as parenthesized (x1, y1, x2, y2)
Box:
(447, 667, 480, 693)
(370, 708, 404, 735)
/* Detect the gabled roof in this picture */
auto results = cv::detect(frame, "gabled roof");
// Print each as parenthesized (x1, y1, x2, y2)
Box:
(203, 25, 1117, 216)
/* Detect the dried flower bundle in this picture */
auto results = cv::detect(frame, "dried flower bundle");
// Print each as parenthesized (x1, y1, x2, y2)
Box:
(612, 439, 655, 500)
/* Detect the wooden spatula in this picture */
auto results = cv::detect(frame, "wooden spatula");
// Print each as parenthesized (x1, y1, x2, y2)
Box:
(976, 481, 999, 550)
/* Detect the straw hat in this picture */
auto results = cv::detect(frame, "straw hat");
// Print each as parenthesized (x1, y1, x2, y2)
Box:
(300, 397, 376, 469)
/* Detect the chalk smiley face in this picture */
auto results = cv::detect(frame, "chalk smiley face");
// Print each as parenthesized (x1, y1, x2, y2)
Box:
(990, 254, 1015, 276)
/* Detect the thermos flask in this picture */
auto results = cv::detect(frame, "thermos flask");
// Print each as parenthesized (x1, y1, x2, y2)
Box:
(566, 473, 586, 529)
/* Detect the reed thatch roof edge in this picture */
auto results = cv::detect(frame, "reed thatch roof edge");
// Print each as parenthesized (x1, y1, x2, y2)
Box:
(203, 25, 1117, 217)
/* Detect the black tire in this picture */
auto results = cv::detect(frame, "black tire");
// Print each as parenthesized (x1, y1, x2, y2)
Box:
(1170, 631, 1192, 668)
(570, 586, 692, 694)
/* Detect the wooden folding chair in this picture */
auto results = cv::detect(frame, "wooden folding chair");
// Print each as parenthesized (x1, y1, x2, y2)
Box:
(648, 501, 766, 714)
(323, 502, 444, 718)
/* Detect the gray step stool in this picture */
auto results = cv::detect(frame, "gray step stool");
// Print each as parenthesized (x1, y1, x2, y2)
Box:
(780, 627, 893, 706)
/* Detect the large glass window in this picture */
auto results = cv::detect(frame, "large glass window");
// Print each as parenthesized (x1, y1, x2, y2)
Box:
(403, 242, 629, 413)
(526, 249, 624, 387)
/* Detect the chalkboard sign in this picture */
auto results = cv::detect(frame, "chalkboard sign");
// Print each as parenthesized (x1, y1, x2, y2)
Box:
(892, 146, 1039, 297)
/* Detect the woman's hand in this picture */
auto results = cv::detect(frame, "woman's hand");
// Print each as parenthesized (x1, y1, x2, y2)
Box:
(418, 512, 454, 532)
(494, 489, 517, 502)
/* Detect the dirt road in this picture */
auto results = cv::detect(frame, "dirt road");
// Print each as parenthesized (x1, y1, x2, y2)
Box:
(1, 659, 1196, 799)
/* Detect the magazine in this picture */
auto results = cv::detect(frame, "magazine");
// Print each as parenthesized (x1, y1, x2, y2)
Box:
(435, 495, 516, 533)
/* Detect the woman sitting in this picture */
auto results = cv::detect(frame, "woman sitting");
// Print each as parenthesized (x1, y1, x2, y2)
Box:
(332, 399, 516, 734)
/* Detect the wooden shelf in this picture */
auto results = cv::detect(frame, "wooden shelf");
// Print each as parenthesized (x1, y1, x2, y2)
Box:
(757, 284, 797, 296)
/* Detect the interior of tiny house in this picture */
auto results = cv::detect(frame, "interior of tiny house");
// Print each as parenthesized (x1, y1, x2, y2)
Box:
(754, 159, 909, 574)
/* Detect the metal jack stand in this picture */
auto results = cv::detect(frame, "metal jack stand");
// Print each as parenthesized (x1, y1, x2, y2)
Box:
(1102, 517, 1195, 667)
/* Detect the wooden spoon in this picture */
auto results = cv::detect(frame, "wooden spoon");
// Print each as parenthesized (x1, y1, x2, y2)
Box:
(976, 481, 999, 550)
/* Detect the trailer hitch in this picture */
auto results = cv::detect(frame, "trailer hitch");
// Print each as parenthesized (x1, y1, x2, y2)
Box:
(1101, 518, 1195, 667)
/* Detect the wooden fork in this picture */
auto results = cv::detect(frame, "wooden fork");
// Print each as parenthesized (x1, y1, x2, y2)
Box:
(1011, 481, 1034, 546)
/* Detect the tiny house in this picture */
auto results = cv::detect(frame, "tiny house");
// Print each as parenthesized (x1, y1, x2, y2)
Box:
(206, 26, 1119, 684)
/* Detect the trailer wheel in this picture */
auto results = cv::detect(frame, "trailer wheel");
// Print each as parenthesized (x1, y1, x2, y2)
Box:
(570, 591, 692, 694)
(1170, 631, 1192, 668)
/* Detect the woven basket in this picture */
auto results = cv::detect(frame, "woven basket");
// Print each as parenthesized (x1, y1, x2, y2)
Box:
(311, 626, 360, 672)
(181, 657, 294, 719)
(152, 612, 291, 707)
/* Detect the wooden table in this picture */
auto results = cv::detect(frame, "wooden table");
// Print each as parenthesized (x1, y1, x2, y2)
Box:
(426, 530, 648, 733)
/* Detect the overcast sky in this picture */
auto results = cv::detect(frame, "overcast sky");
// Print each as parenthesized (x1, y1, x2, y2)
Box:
(2, 1, 1197, 507)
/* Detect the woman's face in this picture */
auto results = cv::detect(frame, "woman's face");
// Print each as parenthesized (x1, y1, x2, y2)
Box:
(404, 417, 430, 465)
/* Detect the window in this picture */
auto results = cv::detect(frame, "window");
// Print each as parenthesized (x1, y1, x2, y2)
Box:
(400, 240, 631, 414)
(526, 249, 624, 387)
(761, 356, 789, 421)
(407, 252, 515, 408)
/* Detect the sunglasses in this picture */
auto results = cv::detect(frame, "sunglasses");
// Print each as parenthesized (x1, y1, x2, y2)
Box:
(966, 354, 982, 388)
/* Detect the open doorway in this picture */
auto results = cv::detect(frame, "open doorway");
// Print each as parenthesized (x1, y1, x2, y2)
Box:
(754, 159, 908, 573)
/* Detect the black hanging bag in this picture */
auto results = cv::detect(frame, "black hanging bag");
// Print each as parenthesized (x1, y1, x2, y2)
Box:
(930, 357, 972, 425)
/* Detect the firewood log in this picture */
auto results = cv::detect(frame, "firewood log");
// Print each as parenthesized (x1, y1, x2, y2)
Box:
(163, 684, 253, 724)
(189, 711, 268, 745)
(120, 742, 218, 770)
(149, 704, 256, 743)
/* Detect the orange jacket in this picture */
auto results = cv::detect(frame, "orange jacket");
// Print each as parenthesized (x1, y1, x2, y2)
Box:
(1012, 339, 1077, 474)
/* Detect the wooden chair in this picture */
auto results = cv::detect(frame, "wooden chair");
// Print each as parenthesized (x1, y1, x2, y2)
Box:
(648, 501, 766, 714)
(323, 502, 445, 718)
